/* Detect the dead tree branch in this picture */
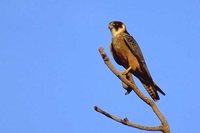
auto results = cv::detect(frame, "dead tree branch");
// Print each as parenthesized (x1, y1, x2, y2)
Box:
(94, 47, 170, 133)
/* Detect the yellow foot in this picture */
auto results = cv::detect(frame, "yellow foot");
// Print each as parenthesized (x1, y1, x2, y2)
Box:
(121, 66, 132, 75)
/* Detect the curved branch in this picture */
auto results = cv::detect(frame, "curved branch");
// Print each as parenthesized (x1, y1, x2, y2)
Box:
(94, 47, 170, 133)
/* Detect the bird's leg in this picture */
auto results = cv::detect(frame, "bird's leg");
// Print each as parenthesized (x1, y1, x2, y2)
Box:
(122, 71, 135, 95)
(121, 67, 133, 95)
(121, 66, 132, 75)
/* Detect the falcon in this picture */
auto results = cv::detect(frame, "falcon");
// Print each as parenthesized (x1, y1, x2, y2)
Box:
(108, 21, 165, 101)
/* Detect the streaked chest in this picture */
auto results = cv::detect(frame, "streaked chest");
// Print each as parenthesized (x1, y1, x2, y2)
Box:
(112, 34, 130, 56)
(111, 34, 130, 66)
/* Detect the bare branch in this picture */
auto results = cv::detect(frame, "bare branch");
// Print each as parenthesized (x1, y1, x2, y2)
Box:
(94, 47, 170, 133)
(94, 106, 162, 131)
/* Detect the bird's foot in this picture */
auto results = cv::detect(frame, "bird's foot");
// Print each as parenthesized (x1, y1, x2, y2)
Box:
(121, 66, 132, 75)
(125, 91, 131, 95)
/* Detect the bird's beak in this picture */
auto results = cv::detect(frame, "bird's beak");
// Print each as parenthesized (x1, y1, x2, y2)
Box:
(108, 22, 114, 30)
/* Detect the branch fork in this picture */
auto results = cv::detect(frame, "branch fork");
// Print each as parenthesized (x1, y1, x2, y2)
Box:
(94, 47, 170, 133)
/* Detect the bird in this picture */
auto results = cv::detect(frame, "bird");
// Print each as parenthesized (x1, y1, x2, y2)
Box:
(108, 21, 165, 101)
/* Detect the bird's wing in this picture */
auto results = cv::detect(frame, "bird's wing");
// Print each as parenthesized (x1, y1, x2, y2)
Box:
(124, 34, 166, 96)
(123, 34, 157, 98)
(123, 34, 149, 73)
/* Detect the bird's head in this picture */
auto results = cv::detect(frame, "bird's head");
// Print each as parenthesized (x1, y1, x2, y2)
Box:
(108, 21, 127, 37)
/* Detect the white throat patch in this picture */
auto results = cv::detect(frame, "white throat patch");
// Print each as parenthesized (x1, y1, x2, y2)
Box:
(111, 25, 126, 37)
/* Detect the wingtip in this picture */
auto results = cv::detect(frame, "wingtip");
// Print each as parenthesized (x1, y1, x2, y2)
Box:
(154, 84, 166, 96)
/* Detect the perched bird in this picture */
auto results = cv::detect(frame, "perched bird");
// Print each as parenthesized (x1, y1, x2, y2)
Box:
(108, 21, 165, 101)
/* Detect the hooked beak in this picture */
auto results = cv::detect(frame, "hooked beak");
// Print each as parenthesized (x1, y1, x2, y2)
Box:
(108, 22, 114, 30)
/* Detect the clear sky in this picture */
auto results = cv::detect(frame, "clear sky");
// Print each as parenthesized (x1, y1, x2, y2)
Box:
(0, 0, 200, 133)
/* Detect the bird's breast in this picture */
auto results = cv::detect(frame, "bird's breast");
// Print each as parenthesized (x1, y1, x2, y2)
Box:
(111, 36, 130, 68)
(111, 35, 140, 70)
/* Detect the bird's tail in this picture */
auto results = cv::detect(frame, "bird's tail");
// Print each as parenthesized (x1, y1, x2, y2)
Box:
(143, 83, 160, 101)
(142, 82, 165, 102)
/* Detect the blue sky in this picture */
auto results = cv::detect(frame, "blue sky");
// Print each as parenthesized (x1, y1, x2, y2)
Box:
(0, 0, 200, 133)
